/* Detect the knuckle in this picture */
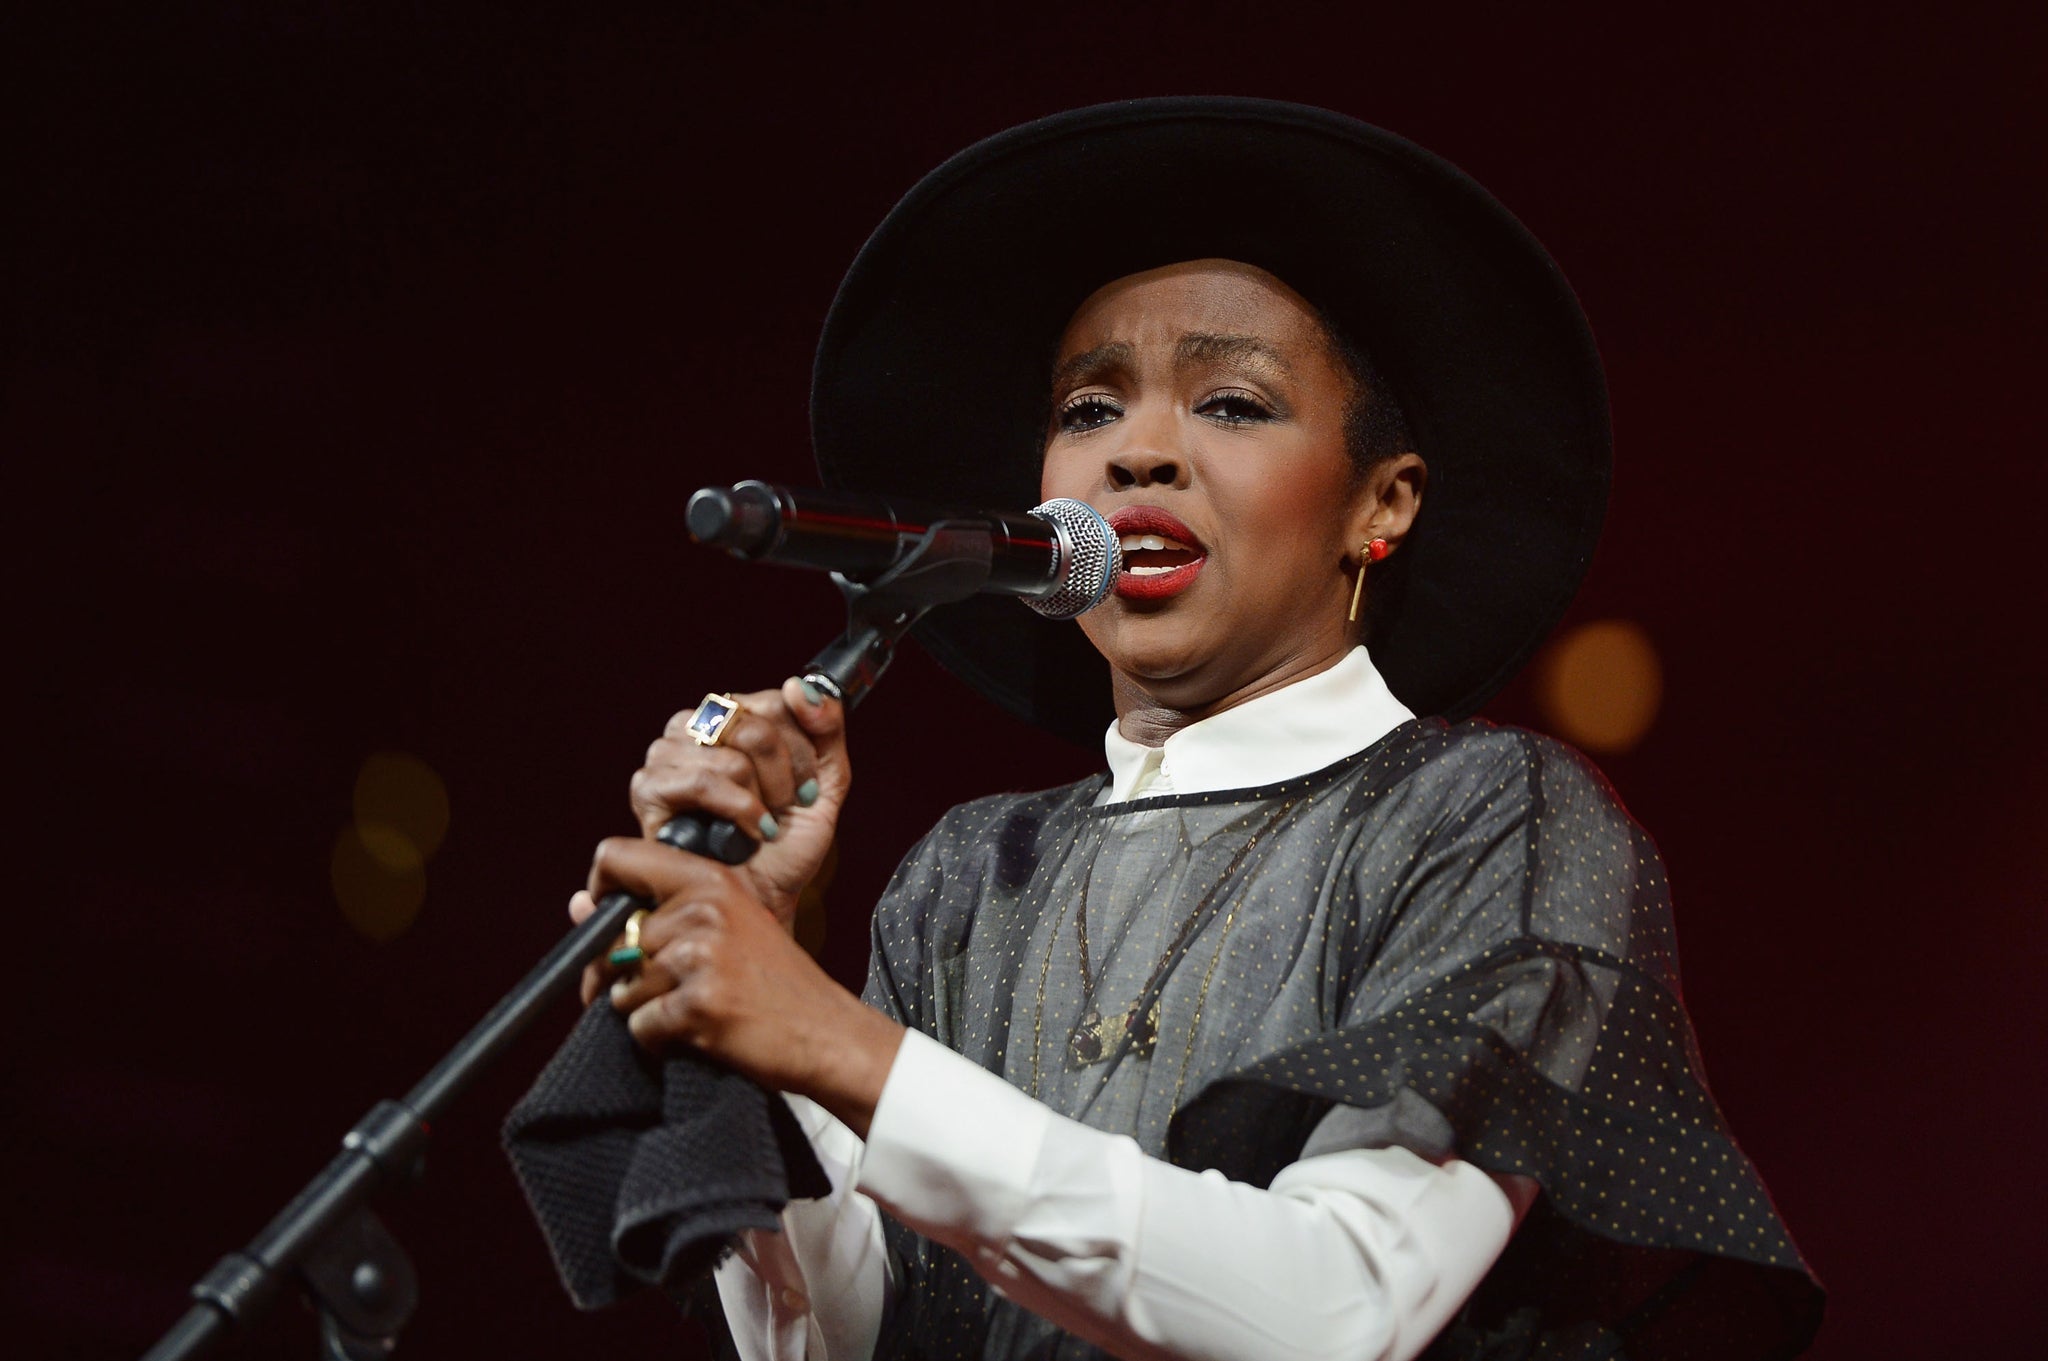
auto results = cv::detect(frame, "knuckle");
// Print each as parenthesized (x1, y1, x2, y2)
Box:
(740, 713, 785, 752)
(636, 766, 697, 813)
(653, 985, 695, 1031)
(678, 763, 721, 799)
(590, 836, 633, 872)
(704, 750, 757, 793)
(654, 938, 699, 976)
(663, 896, 712, 941)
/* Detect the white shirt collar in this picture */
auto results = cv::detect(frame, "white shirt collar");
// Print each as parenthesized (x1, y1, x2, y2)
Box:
(1099, 646, 1416, 803)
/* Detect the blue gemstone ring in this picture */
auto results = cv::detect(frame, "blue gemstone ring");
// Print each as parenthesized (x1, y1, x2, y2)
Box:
(684, 693, 744, 747)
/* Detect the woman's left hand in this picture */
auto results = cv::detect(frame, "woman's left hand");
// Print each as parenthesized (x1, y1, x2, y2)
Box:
(575, 835, 903, 1135)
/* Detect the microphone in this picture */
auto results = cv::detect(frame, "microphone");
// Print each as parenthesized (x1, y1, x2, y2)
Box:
(685, 481, 1122, 619)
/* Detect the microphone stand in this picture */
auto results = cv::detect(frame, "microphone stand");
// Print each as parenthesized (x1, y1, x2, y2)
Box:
(141, 521, 1001, 1361)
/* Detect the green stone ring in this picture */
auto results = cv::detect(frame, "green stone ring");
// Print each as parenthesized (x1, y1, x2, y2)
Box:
(608, 908, 649, 970)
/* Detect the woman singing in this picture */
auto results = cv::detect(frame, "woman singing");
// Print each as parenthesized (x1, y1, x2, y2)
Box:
(560, 99, 1820, 1360)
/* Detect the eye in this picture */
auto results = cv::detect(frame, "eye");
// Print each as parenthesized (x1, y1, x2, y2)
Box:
(1195, 389, 1275, 425)
(1056, 393, 1123, 434)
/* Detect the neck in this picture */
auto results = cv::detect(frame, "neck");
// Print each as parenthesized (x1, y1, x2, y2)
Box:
(1111, 643, 1357, 748)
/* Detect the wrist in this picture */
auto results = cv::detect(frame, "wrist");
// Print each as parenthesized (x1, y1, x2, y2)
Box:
(799, 1001, 904, 1140)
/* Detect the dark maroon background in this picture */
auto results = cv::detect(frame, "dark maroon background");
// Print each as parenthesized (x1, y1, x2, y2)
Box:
(8, 3, 2044, 1357)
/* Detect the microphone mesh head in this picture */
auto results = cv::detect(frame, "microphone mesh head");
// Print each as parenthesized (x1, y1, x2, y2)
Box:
(1024, 498, 1122, 619)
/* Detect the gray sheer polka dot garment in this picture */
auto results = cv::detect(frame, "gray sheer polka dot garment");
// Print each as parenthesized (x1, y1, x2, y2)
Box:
(860, 720, 1821, 1360)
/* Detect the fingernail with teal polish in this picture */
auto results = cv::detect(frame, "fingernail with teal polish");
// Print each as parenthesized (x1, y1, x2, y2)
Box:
(798, 678, 824, 706)
(796, 778, 820, 807)
(759, 812, 781, 841)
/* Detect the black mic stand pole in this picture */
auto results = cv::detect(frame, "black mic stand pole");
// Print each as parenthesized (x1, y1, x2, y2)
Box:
(141, 523, 999, 1361)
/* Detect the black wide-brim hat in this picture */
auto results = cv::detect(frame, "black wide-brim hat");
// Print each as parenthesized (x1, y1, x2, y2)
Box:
(811, 97, 1611, 747)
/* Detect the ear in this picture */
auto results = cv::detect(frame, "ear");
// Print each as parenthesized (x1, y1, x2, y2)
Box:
(1345, 452, 1428, 558)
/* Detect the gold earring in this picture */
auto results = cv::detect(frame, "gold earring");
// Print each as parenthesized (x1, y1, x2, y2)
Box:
(1348, 538, 1390, 622)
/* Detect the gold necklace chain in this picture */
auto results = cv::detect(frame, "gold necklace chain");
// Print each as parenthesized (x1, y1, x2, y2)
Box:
(1065, 799, 1294, 1071)
(1065, 808, 1189, 1067)
(1072, 800, 1194, 999)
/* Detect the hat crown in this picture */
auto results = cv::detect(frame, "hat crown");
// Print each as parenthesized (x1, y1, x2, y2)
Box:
(812, 98, 1610, 742)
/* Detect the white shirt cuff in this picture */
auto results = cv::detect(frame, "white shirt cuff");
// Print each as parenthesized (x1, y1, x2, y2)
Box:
(712, 1093, 892, 1361)
(858, 1027, 1055, 1246)
(855, 1029, 1519, 1361)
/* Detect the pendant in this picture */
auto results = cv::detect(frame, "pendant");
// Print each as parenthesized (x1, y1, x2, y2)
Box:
(1067, 998, 1161, 1068)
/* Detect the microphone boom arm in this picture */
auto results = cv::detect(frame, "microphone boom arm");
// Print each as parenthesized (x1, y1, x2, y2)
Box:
(139, 523, 994, 1361)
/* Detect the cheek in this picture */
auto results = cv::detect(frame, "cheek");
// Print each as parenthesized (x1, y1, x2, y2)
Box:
(1039, 443, 1084, 502)
(1216, 463, 1327, 537)
(1213, 455, 1354, 572)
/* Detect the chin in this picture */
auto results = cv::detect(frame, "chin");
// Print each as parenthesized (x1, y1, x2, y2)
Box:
(1088, 622, 1235, 707)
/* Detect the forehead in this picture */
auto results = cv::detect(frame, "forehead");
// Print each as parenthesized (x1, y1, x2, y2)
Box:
(1055, 259, 1328, 358)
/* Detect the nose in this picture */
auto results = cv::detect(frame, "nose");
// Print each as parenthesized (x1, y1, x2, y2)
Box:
(1104, 414, 1190, 490)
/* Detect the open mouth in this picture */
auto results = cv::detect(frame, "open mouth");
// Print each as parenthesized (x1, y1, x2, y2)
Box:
(1120, 532, 1203, 575)
(1107, 506, 1207, 600)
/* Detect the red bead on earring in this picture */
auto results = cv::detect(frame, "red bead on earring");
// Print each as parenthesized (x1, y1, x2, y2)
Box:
(1349, 539, 1392, 623)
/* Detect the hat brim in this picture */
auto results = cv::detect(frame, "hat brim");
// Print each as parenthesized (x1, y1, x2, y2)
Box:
(811, 98, 1611, 746)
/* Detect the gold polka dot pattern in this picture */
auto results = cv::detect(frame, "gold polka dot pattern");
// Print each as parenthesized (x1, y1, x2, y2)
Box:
(856, 719, 1821, 1360)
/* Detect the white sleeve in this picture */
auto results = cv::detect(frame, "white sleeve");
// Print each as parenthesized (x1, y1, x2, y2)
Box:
(854, 1029, 1523, 1361)
(713, 1094, 893, 1361)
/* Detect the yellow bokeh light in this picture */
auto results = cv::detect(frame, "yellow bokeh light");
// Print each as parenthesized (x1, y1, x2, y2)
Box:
(1537, 619, 1664, 754)
(331, 824, 426, 942)
(356, 821, 425, 875)
(353, 752, 449, 860)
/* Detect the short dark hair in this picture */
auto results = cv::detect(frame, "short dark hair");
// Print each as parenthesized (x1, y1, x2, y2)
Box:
(1315, 311, 1416, 639)
(1315, 309, 1414, 485)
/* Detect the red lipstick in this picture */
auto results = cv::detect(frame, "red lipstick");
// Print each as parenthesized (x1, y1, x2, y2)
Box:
(1106, 505, 1207, 601)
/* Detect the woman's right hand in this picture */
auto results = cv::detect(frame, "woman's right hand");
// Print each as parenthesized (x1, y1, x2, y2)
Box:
(569, 676, 850, 941)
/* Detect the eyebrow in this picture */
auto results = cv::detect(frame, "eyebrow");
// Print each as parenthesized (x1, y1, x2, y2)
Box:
(1174, 332, 1295, 377)
(1049, 341, 1134, 395)
(1048, 333, 1295, 396)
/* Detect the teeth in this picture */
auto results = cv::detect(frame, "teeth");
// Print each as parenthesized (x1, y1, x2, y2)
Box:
(1118, 532, 1192, 552)
(1128, 564, 1175, 576)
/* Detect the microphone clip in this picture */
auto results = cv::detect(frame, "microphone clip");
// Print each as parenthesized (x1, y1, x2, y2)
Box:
(804, 520, 994, 708)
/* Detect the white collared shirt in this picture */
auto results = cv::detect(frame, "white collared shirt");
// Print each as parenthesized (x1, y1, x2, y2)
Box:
(715, 647, 1521, 1361)
(1099, 646, 1415, 803)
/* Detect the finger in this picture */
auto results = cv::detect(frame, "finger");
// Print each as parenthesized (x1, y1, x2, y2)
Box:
(660, 687, 789, 748)
(578, 902, 636, 1004)
(607, 951, 681, 1012)
(627, 987, 695, 1053)
(630, 750, 776, 842)
(642, 734, 764, 799)
(581, 914, 655, 1005)
(664, 690, 820, 810)
(641, 737, 766, 813)
(587, 835, 739, 907)
(568, 890, 597, 925)
(782, 677, 851, 804)
(607, 900, 719, 1011)
(723, 691, 815, 811)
